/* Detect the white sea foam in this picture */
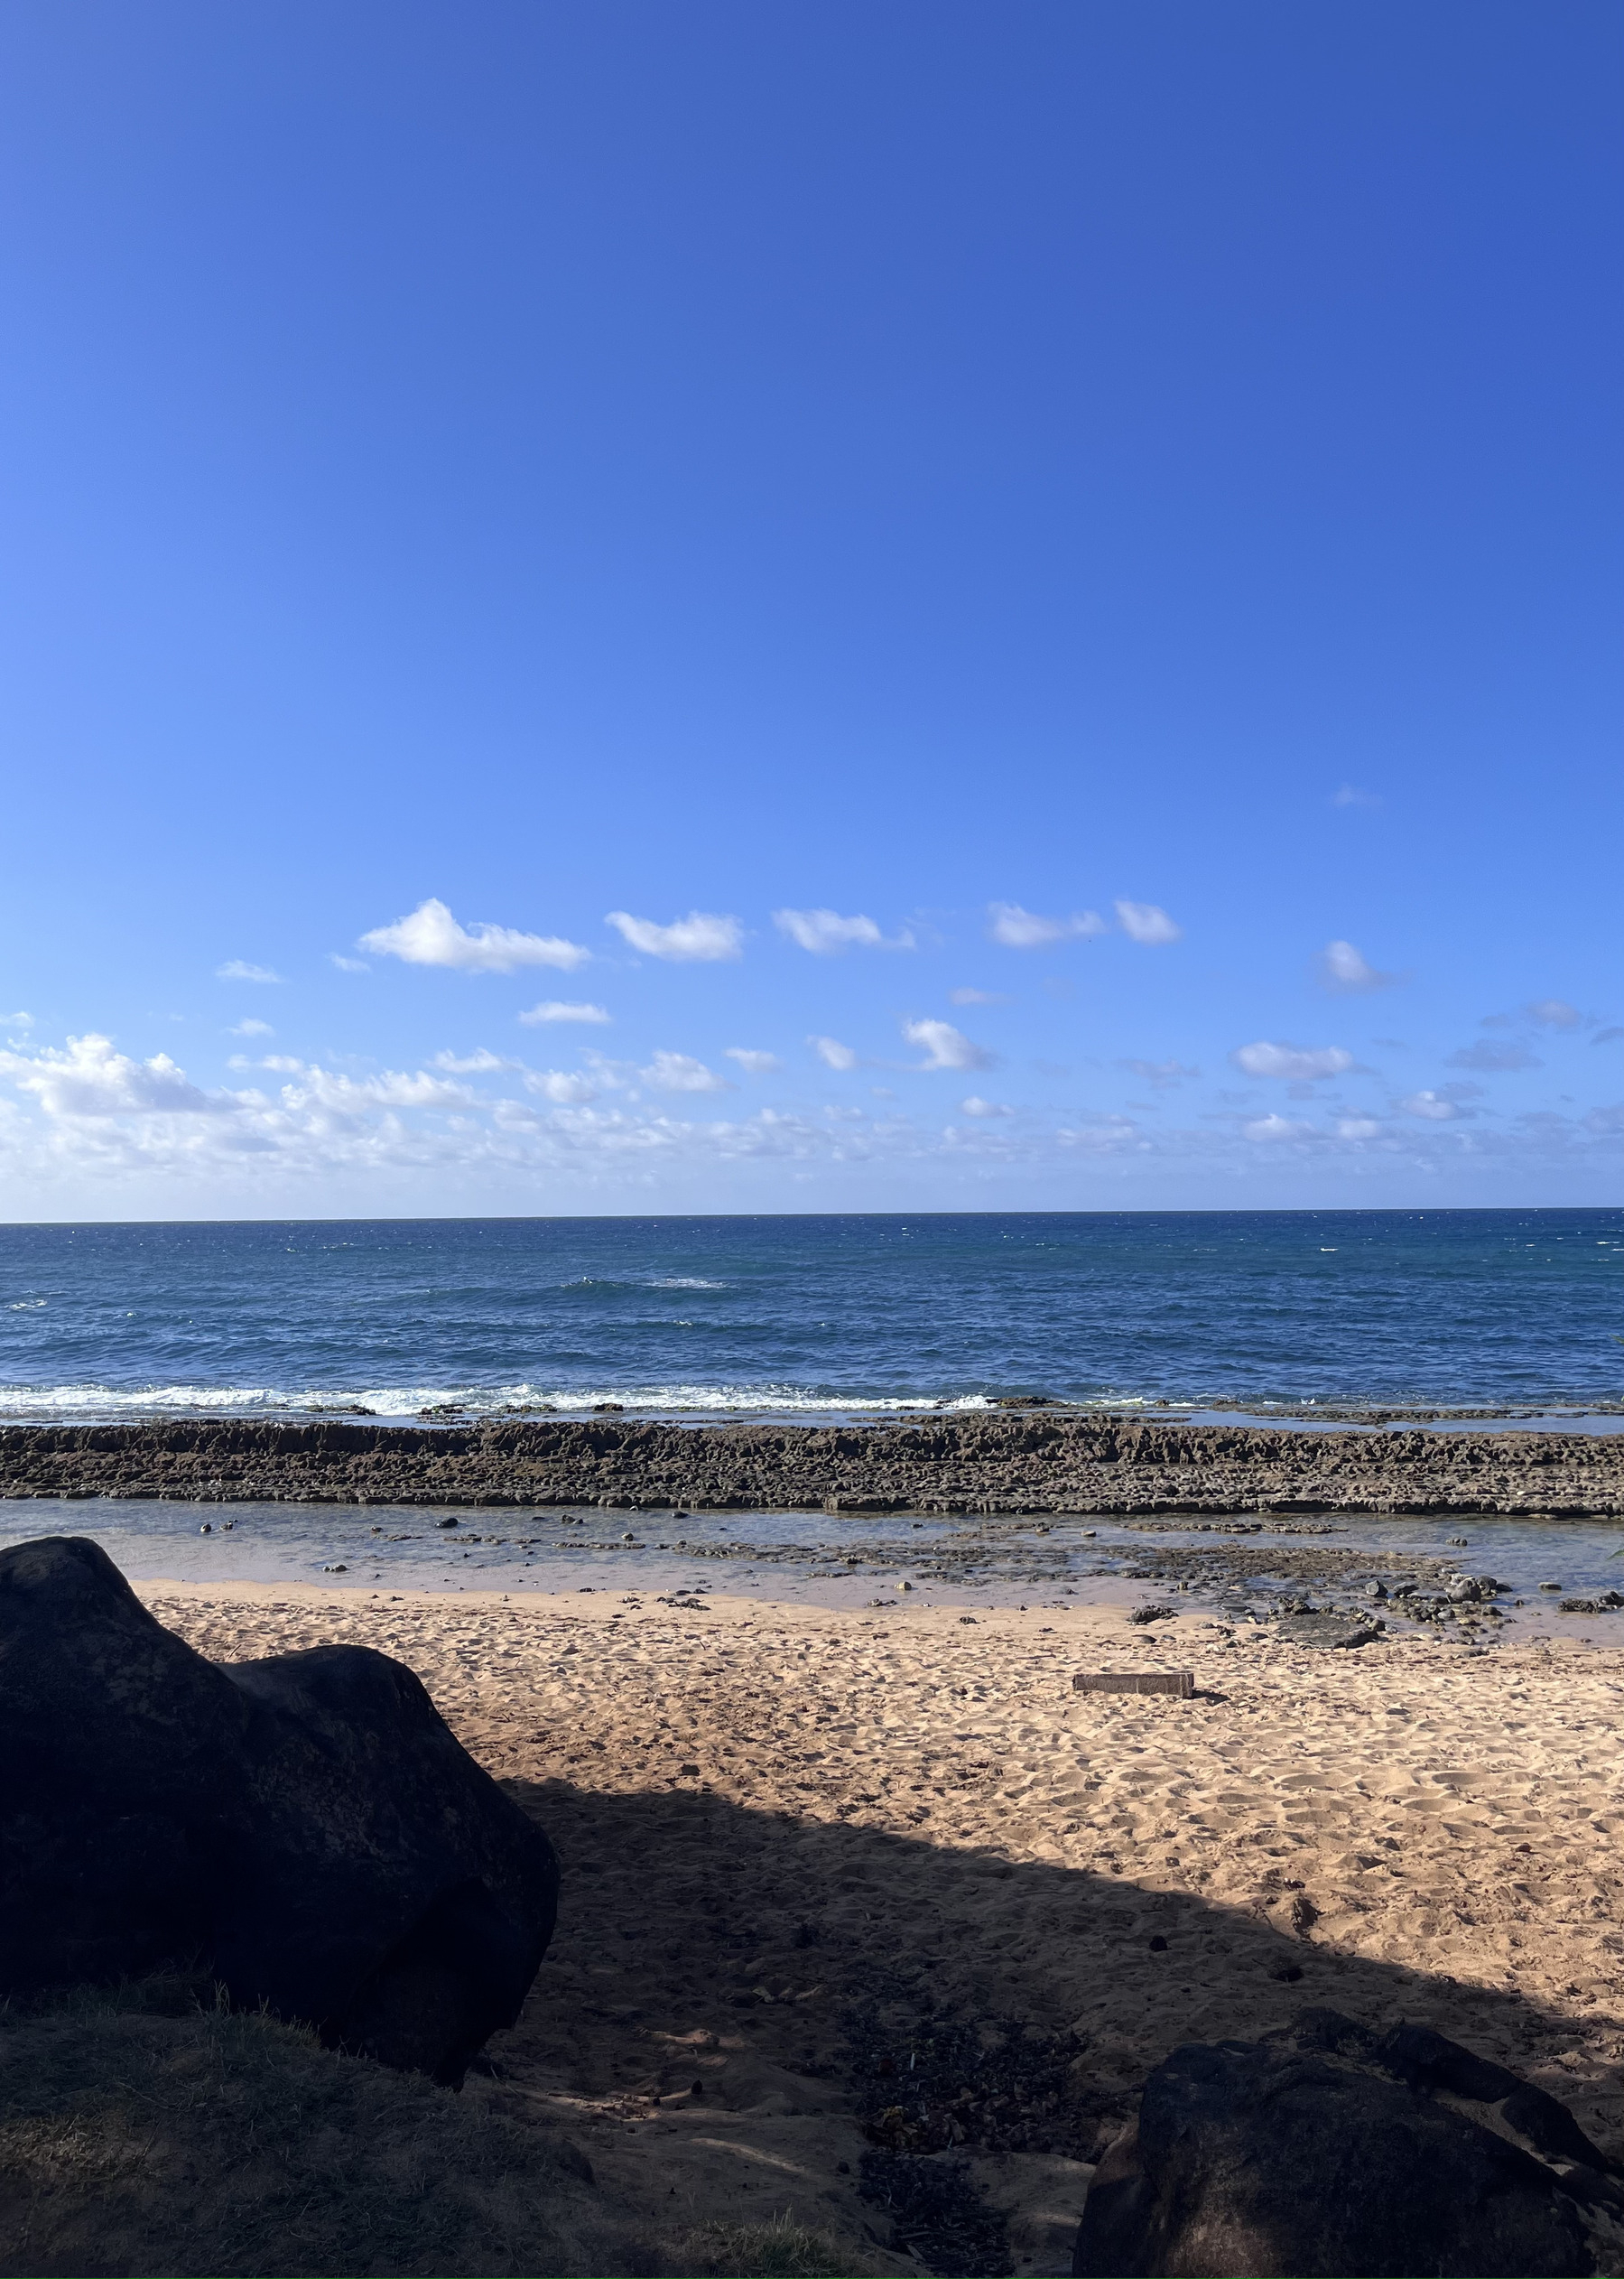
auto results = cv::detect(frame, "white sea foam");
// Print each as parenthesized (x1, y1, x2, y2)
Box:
(0, 1379, 1001, 1422)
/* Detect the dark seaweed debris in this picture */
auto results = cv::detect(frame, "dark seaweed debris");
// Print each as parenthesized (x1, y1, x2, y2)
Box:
(844, 2002, 1089, 2272)
(857, 2150, 1012, 2277)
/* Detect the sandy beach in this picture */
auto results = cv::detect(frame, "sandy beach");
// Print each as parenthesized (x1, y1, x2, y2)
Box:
(133, 1577, 1624, 2275)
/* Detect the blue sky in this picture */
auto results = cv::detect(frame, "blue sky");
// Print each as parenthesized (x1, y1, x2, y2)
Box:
(0, 0, 1619, 1218)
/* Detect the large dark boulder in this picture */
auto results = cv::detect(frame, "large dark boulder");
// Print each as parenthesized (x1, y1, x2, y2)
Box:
(219, 1643, 559, 2081)
(1074, 2010, 1608, 2277)
(0, 1535, 249, 1987)
(0, 1537, 559, 2084)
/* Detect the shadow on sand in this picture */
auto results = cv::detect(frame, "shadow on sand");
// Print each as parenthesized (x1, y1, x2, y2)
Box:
(483, 1777, 1622, 2272)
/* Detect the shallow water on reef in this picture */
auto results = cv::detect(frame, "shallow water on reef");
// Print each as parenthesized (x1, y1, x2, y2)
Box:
(8, 1495, 1624, 1645)
(2, 1207, 1623, 1422)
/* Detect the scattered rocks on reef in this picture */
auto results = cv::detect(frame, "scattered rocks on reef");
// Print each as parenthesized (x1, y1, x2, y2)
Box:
(1073, 2007, 1614, 2278)
(0, 1535, 559, 2084)
(1273, 1611, 1384, 1651)
(4, 1412, 1624, 1515)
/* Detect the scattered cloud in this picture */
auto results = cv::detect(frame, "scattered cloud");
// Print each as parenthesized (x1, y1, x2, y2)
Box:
(329, 954, 369, 974)
(605, 909, 742, 962)
(949, 987, 1007, 1006)
(641, 1051, 728, 1093)
(0, 1033, 222, 1116)
(1115, 900, 1182, 945)
(987, 903, 1105, 949)
(1528, 998, 1582, 1029)
(1447, 1040, 1542, 1072)
(431, 1048, 519, 1074)
(773, 908, 913, 953)
(725, 1048, 781, 1074)
(2, 1012, 33, 1033)
(1232, 1041, 1353, 1081)
(1594, 1027, 1624, 1046)
(519, 1000, 611, 1026)
(359, 898, 589, 974)
(1318, 939, 1397, 993)
(5, 1019, 1624, 1197)
(217, 961, 282, 984)
(903, 1018, 992, 1072)
(255, 1059, 476, 1111)
(1332, 785, 1380, 809)
(524, 1070, 599, 1104)
(1122, 1058, 1200, 1089)
(227, 1019, 274, 1038)
(809, 1035, 858, 1071)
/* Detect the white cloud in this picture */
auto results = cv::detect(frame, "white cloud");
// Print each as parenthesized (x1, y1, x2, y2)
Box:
(432, 1048, 519, 1074)
(903, 1018, 992, 1072)
(773, 908, 914, 953)
(642, 1051, 728, 1093)
(1402, 1091, 1462, 1121)
(0, 1033, 222, 1117)
(228, 1019, 274, 1038)
(284, 1065, 474, 1110)
(725, 1048, 782, 1074)
(949, 987, 1007, 1006)
(1332, 784, 1380, 809)
(359, 898, 589, 974)
(605, 910, 742, 962)
(1, 1012, 33, 1032)
(5, 1016, 1623, 1201)
(1114, 900, 1182, 945)
(1232, 1041, 1353, 1081)
(217, 961, 283, 983)
(1528, 998, 1582, 1029)
(329, 954, 369, 974)
(519, 1000, 611, 1026)
(987, 902, 1105, 948)
(1318, 939, 1396, 993)
(960, 1096, 1012, 1118)
(524, 1069, 599, 1104)
(810, 1035, 858, 1071)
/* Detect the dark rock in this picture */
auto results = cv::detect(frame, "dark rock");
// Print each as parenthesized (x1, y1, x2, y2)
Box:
(0, 1535, 249, 1987)
(1275, 1613, 1382, 1651)
(1073, 2012, 1600, 2277)
(0, 1538, 558, 2086)
(219, 1642, 560, 2083)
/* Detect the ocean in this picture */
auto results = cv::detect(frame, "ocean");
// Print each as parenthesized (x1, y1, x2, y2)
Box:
(2, 1207, 1622, 1424)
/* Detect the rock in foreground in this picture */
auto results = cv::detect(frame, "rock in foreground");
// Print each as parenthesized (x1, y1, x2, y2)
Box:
(0, 1537, 559, 2084)
(1074, 2009, 1615, 2277)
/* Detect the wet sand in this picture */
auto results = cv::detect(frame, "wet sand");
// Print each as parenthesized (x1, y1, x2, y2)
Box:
(140, 1578, 1624, 2276)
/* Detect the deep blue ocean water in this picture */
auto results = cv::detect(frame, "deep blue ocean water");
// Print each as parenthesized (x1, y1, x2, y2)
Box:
(2, 1210, 1623, 1423)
